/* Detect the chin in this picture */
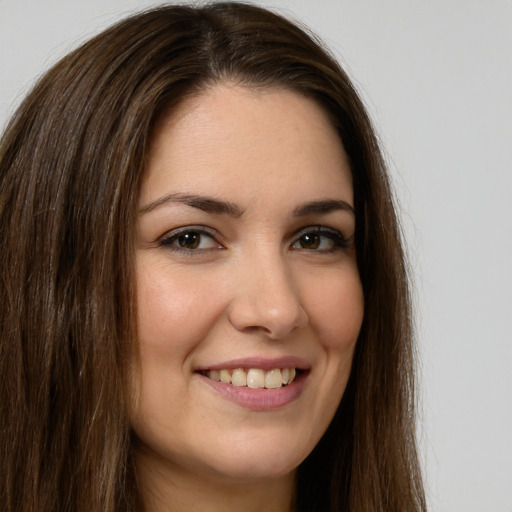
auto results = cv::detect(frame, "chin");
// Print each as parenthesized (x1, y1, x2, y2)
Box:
(196, 438, 310, 483)
(199, 457, 299, 484)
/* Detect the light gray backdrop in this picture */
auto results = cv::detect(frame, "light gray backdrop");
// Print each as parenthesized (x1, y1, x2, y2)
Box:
(1, 1, 511, 510)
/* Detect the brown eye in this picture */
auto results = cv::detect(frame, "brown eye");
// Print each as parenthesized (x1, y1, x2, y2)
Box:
(160, 228, 220, 252)
(177, 232, 201, 249)
(291, 228, 349, 252)
(298, 233, 320, 249)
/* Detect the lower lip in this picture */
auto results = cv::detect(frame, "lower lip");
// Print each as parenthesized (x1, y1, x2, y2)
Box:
(197, 372, 307, 410)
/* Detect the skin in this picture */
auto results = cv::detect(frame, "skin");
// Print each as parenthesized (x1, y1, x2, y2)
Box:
(132, 84, 364, 512)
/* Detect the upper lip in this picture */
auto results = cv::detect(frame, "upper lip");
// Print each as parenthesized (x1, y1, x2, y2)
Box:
(195, 356, 310, 372)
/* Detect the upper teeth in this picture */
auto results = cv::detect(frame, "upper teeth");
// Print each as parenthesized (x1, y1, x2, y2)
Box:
(205, 368, 297, 388)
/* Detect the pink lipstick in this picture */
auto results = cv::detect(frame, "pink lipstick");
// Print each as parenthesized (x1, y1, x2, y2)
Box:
(195, 356, 309, 410)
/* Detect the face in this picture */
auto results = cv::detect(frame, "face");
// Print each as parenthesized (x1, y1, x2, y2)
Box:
(132, 84, 364, 485)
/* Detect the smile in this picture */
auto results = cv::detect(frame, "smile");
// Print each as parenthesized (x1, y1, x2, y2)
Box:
(201, 368, 298, 389)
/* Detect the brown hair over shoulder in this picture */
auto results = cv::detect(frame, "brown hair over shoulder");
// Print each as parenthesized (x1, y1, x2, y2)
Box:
(0, 3, 426, 511)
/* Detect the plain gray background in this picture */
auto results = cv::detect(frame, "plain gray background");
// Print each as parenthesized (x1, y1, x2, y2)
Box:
(1, 1, 511, 510)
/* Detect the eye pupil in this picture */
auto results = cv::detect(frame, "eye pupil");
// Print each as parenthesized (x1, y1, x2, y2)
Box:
(300, 234, 320, 249)
(178, 232, 200, 249)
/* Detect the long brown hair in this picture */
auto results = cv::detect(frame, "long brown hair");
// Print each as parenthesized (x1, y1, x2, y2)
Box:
(0, 3, 425, 511)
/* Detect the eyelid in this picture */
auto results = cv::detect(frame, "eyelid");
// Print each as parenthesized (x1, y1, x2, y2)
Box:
(155, 224, 350, 254)
(157, 225, 223, 250)
(291, 225, 351, 250)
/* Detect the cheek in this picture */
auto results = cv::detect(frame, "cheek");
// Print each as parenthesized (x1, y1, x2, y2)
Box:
(137, 260, 191, 314)
(136, 261, 219, 353)
(306, 267, 364, 351)
(299, 267, 363, 448)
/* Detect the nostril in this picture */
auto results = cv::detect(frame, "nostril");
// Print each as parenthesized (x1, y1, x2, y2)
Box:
(226, 265, 308, 339)
(232, 306, 308, 339)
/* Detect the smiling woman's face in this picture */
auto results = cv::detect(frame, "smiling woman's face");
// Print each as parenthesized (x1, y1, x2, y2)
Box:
(132, 84, 364, 486)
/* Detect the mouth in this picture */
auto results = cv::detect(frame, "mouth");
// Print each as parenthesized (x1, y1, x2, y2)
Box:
(195, 357, 310, 410)
(199, 367, 303, 389)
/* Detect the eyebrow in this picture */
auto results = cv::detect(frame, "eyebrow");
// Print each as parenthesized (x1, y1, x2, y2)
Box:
(293, 199, 354, 217)
(139, 193, 354, 218)
(139, 193, 244, 217)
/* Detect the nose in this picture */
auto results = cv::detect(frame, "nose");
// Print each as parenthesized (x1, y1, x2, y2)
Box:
(226, 252, 309, 340)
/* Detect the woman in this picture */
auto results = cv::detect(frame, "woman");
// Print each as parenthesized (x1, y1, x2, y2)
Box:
(0, 3, 426, 511)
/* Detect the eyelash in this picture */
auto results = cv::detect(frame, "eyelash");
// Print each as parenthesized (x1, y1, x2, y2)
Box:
(291, 226, 350, 253)
(157, 225, 350, 254)
(158, 226, 221, 254)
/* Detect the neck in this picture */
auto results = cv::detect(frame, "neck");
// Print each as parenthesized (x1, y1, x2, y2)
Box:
(135, 445, 296, 512)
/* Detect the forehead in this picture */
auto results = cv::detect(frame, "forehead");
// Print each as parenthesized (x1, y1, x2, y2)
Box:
(141, 84, 353, 209)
